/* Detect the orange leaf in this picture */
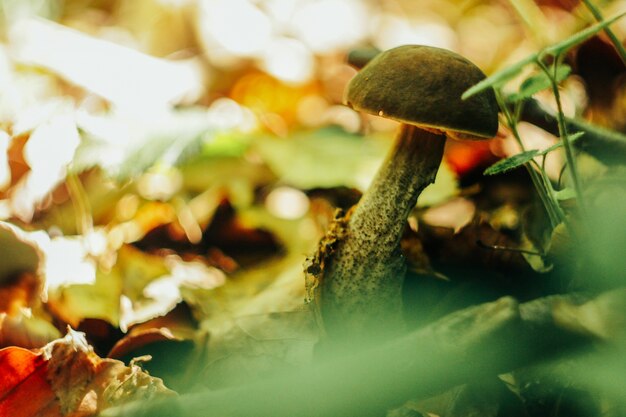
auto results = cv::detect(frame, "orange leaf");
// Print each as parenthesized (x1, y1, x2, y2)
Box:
(0, 347, 59, 417)
(0, 328, 175, 417)
(445, 139, 497, 177)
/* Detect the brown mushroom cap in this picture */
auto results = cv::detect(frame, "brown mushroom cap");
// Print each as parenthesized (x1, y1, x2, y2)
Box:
(344, 45, 499, 139)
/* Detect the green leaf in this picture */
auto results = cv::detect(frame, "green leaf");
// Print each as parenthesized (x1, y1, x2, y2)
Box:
(555, 188, 576, 200)
(483, 133, 584, 177)
(508, 64, 571, 102)
(484, 150, 539, 175)
(73, 109, 219, 181)
(463, 12, 626, 100)
(200, 131, 250, 158)
(254, 127, 386, 190)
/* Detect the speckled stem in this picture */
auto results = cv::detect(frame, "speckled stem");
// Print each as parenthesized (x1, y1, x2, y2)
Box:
(321, 124, 446, 340)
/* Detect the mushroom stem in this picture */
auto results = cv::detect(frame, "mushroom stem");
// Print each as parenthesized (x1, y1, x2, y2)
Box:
(321, 124, 445, 340)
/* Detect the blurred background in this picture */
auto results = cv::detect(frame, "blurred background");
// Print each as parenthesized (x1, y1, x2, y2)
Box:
(1, 0, 626, 219)
(0, 0, 625, 400)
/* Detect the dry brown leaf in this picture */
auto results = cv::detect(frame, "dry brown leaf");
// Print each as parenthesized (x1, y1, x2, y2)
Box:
(0, 310, 61, 349)
(108, 304, 197, 360)
(0, 328, 174, 417)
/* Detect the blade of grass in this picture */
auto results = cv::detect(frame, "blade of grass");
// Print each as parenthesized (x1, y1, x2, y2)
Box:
(544, 11, 626, 55)
(536, 57, 586, 214)
(494, 91, 564, 229)
(506, 0, 551, 45)
(484, 132, 583, 176)
(463, 54, 537, 99)
(463, 11, 626, 99)
(539, 132, 585, 156)
(513, 97, 626, 165)
(580, 0, 626, 66)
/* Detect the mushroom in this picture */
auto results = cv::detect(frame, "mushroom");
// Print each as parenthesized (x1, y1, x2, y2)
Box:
(311, 45, 499, 341)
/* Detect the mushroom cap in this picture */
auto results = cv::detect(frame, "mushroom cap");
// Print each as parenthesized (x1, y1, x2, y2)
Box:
(345, 45, 499, 139)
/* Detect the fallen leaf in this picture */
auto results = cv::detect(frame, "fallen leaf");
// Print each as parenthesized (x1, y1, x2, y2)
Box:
(421, 197, 476, 233)
(445, 139, 496, 177)
(0, 328, 174, 417)
(0, 309, 61, 349)
(0, 221, 43, 285)
(46, 266, 123, 329)
(0, 346, 57, 417)
(0, 272, 40, 315)
(108, 304, 197, 360)
(119, 249, 225, 331)
(198, 253, 318, 388)
(107, 304, 200, 391)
